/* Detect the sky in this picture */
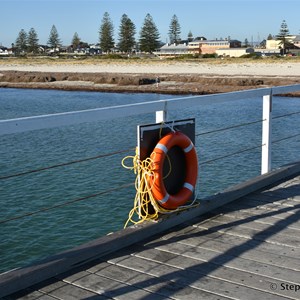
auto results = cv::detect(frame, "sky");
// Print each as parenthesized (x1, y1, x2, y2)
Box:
(1, 0, 299, 47)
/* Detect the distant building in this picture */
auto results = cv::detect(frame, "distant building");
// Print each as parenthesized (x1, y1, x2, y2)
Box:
(216, 47, 254, 57)
(258, 49, 281, 56)
(154, 42, 188, 57)
(293, 35, 300, 48)
(155, 37, 242, 57)
(266, 35, 300, 50)
(89, 44, 102, 55)
(188, 39, 241, 55)
(0, 46, 8, 56)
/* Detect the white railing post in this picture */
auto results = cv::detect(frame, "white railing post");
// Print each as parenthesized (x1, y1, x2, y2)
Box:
(261, 92, 272, 174)
(155, 110, 166, 123)
(156, 104, 167, 123)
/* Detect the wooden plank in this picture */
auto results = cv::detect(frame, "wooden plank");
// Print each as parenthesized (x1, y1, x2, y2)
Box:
(89, 261, 230, 300)
(146, 223, 300, 258)
(218, 202, 298, 221)
(243, 194, 300, 207)
(142, 227, 300, 270)
(196, 219, 300, 247)
(259, 186, 300, 199)
(4, 291, 57, 300)
(151, 241, 300, 282)
(207, 213, 300, 232)
(72, 273, 170, 300)
(214, 202, 300, 221)
(109, 252, 268, 300)
(133, 248, 295, 300)
(43, 283, 106, 300)
(72, 269, 227, 300)
(179, 235, 300, 270)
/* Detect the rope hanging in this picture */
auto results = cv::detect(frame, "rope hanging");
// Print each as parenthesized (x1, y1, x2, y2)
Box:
(122, 145, 199, 228)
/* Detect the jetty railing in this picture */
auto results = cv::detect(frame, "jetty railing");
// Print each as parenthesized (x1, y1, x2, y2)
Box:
(1, 84, 300, 275)
(1, 84, 300, 174)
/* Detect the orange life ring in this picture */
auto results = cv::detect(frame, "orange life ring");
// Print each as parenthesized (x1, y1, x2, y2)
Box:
(149, 131, 198, 209)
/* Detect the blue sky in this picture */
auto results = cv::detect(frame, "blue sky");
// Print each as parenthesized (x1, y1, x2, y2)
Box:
(1, 0, 299, 47)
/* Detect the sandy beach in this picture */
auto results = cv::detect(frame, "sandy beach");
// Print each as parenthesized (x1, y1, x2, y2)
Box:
(1, 59, 300, 94)
(1, 60, 300, 76)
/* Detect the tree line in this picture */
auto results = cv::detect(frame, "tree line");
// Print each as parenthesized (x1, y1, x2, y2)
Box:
(13, 15, 293, 55)
(14, 13, 181, 55)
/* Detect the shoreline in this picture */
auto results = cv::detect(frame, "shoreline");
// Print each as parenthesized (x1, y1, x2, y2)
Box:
(1, 60, 300, 95)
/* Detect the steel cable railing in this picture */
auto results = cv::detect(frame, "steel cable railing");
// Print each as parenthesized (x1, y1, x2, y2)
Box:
(272, 111, 300, 144)
(272, 110, 300, 120)
(0, 182, 134, 225)
(1, 110, 299, 225)
(196, 119, 263, 166)
(196, 110, 300, 168)
(199, 144, 264, 166)
(0, 147, 135, 225)
(0, 148, 134, 180)
(273, 133, 300, 144)
(195, 119, 263, 137)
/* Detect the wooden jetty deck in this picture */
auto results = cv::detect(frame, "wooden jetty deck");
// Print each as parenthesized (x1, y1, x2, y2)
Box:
(1, 162, 300, 300)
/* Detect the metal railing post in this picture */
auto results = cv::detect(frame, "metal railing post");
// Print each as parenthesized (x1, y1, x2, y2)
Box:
(156, 110, 167, 123)
(156, 101, 167, 123)
(261, 92, 272, 174)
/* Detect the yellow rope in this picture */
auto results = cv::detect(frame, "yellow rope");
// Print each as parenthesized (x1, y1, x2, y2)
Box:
(122, 147, 199, 228)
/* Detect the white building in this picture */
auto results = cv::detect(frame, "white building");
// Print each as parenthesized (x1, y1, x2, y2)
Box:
(216, 47, 254, 57)
(154, 43, 189, 57)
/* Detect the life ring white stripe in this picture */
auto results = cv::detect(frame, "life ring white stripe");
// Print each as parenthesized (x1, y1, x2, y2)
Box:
(155, 143, 168, 154)
(184, 143, 194, 153)
(158, 193, 170, 204)
(183, 182, 194, 192)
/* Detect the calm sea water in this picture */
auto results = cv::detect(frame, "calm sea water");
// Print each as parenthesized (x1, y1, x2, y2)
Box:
(1, 88, 299, 273)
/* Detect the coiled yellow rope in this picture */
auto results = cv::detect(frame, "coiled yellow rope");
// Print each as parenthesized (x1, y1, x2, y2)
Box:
(122, 147, 199, 228)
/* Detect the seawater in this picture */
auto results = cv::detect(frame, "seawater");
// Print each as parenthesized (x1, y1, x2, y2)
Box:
(0, 88, 299, 273)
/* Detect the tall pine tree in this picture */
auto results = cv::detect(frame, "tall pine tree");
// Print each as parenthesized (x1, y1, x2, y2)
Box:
(169, 15, 181, 44)
(27, 28, 39, 54)
(47, 25, 61, 49)
(99, 12, 114, 53)
(187, 31, 193, 42)
(15, 29, 27, 54)
(118, 14, 136, 53)
(72, 32, 81, 49)
(139, 14, 160, 53)
(276, 20, 290, 54)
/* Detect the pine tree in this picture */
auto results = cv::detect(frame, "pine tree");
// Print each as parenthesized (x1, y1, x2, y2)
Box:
(27, 28, 39, 54)
(276, 20, 290, 54)
(187, 31, 193, 42)
(139, 13, 160, 53)
(15, 29, 27, 54)
(244, 38, 249, 47)
(99, 12, 114, 53)
(168, 14, 181, 44)
(72, 32, 81, 49)
(47, 25, 61, 49)
(118, 14, 136, 53)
